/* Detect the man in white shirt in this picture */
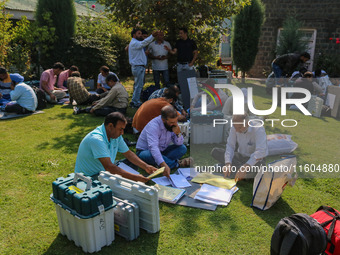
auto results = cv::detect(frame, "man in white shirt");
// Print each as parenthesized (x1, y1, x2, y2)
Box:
(211, 114, 268, 181)
(96, 66, 119, 94)
(148, 31, 171, 89)
(2, 74, 37, 114)
(129, 29, 158, 108)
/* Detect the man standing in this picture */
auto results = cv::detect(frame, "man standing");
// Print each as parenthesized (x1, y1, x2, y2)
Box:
(57, 65, 79, 89)
(75, 112, 157, 182)
(2, 74, 37, 114)
(136, 105, 191, 177)
(74, 74, 129, 116)
(165, 27, 198, 73)
(211, 114, 268, 181)
(148, 31, 171, 89)
(129, 29, 158, 108)
(40, 62, 66, 103)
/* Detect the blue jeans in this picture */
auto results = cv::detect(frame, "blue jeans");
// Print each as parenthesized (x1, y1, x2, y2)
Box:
(137, 144, 187, 169)
(153, 69, 170, 89)
(177, 63, 194, 73)
(131, 65, 146, 106)
(272, 63, 282, 78)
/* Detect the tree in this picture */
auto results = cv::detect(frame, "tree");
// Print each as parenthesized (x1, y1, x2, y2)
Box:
(276, 16, 308, 56)
(36, 0, 76, 68)
(98, 0, 251, 66)
(0, 1, 15, 67)
(67, 14, 131, 79)
(231, 0, 265, 82)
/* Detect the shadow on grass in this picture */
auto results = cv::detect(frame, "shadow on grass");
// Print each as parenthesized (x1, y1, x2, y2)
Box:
(44, 232, 160, 255)
(237, 181, 296, 229)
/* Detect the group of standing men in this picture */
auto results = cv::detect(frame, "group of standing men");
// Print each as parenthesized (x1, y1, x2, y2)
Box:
(128, 27, 198, 108)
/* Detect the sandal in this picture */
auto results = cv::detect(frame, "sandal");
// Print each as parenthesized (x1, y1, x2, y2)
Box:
(178, 157, 194, 167)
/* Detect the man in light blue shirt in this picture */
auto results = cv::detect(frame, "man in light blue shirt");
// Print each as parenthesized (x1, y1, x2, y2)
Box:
(75, 112, 157, 182)
(2, 74, 37, 113)
(129, 29, 158, 107)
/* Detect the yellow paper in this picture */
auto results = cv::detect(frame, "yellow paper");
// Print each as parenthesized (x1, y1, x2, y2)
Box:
(191, 173, 236, 189)
(154, 184, 185, 201)
(147, 167, 165, 179)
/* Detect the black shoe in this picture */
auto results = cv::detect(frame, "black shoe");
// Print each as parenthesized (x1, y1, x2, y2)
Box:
(129, 102, 141, 109)
(124, 138, 137, 146)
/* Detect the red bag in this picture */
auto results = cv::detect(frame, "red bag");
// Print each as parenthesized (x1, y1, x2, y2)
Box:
(311, 206, 340, 255)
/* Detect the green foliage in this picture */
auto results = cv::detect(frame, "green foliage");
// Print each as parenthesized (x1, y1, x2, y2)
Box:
(0, 1, 16, 67)
(315, 53, 340, 77)
(231, 0, 265, 79)
(98, 0, 251, 65)
(36, 0, 76, 67)
(67, 14, 131, 79)
(276, 16, 308, 56)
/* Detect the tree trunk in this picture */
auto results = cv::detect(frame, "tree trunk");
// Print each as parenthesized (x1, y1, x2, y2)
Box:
(241, 71, 246, 84)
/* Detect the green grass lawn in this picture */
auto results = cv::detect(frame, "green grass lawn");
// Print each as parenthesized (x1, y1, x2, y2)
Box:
(0, 76, 340, 254)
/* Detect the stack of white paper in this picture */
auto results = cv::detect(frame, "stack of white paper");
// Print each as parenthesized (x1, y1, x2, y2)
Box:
(152, 174, 192, 188)
(194, 184, 239, 206)
(178, 168, 198, 179)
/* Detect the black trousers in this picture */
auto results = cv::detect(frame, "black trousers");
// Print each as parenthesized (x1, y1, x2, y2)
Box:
(5, 103, 33, 114)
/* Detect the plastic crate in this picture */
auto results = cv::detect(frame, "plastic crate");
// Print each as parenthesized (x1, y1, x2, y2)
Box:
(99, 172, 160, 233)
(113, 196, 140, 241)
(51, 173, 115, 253)
(308, 96, 324, 118)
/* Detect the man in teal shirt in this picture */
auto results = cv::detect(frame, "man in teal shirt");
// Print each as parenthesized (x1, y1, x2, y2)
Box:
(75, 112, 157, 182)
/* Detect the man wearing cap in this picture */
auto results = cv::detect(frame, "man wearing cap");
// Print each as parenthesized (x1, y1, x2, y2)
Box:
(40, 62, 66, 103)
(1, 74, 37, 114)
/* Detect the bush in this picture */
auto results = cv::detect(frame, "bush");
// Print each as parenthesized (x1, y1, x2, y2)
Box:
(315, 53, 340, 77)
(66, 15, 131, 79)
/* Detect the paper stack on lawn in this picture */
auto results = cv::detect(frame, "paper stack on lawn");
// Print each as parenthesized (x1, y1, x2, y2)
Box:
(152, 173, 192, 189)
(191, 172, 236, 189)
(194, 184, 239, 206)
(178, 168, 198, 180)
(154, 184, 186, 204)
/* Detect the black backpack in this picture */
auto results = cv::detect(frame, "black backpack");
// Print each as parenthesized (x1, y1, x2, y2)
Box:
(32, 86, 47, 110)
(271, 213, 327, 255)
(140, 85, 157, 102)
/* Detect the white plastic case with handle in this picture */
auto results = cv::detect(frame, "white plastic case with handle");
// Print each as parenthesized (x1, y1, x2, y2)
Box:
(99, 171, 160, 233)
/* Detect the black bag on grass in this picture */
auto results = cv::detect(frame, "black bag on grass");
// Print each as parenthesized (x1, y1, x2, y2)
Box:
(271, 213, 327, 255)
(32, 86, 47, 110)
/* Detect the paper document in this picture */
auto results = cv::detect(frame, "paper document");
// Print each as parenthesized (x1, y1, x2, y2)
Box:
(187, 77, 198, 99)
(154, 184, 186, 203)
(327, 93, 336, 109)
(194, 184, 239, 205)
(117, 162, 140, 175)
(153, 174, 192, 188)
(178, 168, 198, 179)
(169, 174, 192, 188)
(152, 176, 171, 186)
(147, 167, 165, 179)
(192, 173, 237, 189)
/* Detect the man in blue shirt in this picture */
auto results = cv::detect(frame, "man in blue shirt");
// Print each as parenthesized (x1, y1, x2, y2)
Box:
(2, 74, 37, 114)
(75, 112, 157, 182)
(128, 29, 158, 108)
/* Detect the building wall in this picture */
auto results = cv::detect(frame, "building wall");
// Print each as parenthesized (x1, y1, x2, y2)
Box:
(249, 0, 340, 77)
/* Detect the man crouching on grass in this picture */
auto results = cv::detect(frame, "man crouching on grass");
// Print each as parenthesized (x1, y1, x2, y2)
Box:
(211, 114, 268, 181)
(75, 112, 157, 182)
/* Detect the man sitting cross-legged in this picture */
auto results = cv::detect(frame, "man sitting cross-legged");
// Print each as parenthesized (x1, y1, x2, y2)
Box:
(136, 105, 192, 177)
